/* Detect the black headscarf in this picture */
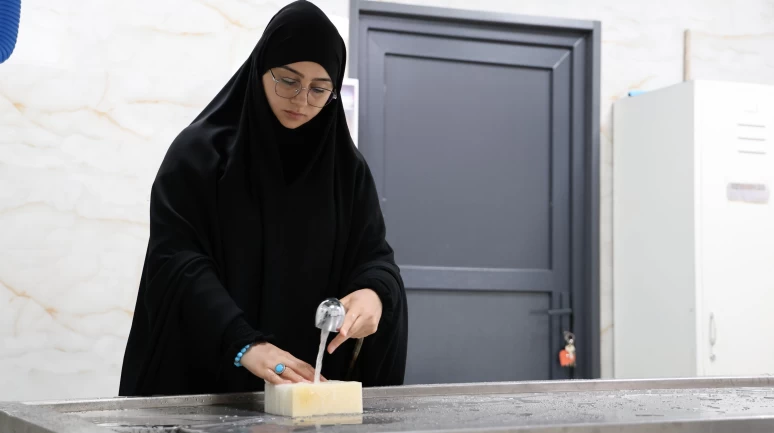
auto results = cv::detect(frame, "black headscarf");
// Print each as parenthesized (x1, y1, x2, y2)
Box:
(119, 0, 408, 396)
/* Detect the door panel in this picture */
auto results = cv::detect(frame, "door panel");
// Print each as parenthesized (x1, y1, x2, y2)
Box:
(405, 290, 551, 383)
(384, 55, 553, 269)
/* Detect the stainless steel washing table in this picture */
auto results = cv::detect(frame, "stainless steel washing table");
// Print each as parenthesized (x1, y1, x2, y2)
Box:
(4, 376, 774, 433)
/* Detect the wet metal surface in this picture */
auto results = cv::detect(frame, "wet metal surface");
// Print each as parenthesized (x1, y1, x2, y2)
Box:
(71, 388, 774, 432)
(5, 377, 774, 432)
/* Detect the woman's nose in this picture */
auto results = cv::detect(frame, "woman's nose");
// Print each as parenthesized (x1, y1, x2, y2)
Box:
(291, 88, 310, 107)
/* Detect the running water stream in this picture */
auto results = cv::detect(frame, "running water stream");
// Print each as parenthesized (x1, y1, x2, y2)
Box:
(314, 329, 329, 384)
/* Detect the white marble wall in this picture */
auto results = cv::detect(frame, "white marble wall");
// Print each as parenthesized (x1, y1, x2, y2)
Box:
(1, 0, 772, 402)
(0, 0, 349, 402)
(686, 29, 774, 84)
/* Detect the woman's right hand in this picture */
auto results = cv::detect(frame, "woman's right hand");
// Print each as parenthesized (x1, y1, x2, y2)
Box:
(240, 343, 322, 385)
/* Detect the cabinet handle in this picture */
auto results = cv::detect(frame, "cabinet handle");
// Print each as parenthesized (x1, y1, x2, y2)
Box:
(709, 313, 717, 362)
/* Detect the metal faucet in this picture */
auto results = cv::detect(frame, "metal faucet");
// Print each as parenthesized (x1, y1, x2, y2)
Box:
(315, 298, 346, 332)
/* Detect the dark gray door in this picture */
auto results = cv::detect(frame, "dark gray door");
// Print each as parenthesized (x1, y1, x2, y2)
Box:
(351, 1, 600, 382)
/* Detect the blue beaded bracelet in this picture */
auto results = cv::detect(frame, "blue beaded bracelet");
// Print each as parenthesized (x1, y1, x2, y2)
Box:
(234, 343, 252, 367)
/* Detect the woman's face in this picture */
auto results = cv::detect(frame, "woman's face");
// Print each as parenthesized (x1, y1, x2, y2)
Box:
(262, 61, 334, 129)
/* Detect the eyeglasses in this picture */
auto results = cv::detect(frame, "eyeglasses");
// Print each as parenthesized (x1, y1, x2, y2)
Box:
(269, 68, 337, 108)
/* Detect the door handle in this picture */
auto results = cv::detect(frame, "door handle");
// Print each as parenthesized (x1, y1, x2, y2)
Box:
(545, 308, 573, 316)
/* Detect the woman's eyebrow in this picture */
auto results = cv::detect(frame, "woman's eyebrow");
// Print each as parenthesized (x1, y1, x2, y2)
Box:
(280, 65, 332, 82)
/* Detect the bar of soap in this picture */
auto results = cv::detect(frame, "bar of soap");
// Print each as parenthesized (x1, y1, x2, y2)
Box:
(264, 380, 363, 417)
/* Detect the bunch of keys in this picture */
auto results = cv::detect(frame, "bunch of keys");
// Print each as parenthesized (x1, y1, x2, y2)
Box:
(559, 331, 576, 368)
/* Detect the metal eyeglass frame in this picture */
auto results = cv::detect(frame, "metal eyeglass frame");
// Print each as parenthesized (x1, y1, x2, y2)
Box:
(269, 68, 337, 108)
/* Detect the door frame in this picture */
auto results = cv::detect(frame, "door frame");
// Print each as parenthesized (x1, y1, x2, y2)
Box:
(349, 0, 601, 379)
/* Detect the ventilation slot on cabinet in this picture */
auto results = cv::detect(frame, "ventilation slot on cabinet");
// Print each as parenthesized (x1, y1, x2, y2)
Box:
(736, 122, 767, 155)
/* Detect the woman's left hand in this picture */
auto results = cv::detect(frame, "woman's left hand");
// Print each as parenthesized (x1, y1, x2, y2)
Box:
(327, 288, 383, 354)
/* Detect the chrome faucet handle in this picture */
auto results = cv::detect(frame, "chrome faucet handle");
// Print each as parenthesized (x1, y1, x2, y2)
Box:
(315, 298, 346, 332)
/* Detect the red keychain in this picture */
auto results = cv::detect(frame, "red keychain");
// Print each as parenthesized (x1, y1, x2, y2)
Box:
(559, 331, 576, 368)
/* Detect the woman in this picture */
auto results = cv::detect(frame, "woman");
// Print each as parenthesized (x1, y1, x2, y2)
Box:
(119, 0, 408, 396)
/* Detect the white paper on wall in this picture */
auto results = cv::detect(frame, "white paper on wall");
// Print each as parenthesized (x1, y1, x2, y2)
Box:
(341, 78, 359, 147)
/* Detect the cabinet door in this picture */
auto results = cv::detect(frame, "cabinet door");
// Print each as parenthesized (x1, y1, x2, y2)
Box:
(697, 82, 774, 376)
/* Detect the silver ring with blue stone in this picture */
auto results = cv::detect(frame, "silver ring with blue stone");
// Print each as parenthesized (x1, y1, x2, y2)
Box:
(274, 363, 286, 375)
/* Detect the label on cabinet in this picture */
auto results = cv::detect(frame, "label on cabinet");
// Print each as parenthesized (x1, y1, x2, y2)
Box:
(727, 182, 769, 204)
